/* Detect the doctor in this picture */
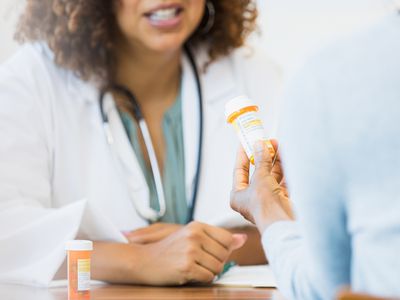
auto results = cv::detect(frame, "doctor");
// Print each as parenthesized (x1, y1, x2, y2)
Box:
(0, 0, 281, 286)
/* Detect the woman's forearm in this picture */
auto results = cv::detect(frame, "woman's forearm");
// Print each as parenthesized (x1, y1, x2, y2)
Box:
(91, 241, 148, 284)
(91, 226, 264, 285)
(228, 226, 267, 265)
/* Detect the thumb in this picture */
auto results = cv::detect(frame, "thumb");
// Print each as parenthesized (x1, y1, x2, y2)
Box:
(230, 233, 248, 251)
(253, 140, 273, 173)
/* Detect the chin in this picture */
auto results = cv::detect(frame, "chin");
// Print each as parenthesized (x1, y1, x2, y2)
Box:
(147, 41, 186, 54)
(144, 31, 190, 53)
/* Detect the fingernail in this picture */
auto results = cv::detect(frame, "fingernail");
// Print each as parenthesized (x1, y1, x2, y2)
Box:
(235, 233, 248, 242)
(232, 233, 248, 248)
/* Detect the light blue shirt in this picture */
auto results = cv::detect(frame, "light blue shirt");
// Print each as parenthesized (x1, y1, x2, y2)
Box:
(262, 12, 400, 300)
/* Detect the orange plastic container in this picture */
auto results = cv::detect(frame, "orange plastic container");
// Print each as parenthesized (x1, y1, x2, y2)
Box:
(225, 95, 275, 164)
(66, 240, 93, 300)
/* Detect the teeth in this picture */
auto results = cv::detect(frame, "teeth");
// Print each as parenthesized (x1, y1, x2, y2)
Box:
(150, 8, 178, 21)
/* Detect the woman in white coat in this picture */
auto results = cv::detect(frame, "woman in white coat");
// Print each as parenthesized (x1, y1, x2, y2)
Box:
(0, 0, 281, 286)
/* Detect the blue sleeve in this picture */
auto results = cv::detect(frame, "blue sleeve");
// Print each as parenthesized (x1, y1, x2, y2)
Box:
(262, 63, 352, 300)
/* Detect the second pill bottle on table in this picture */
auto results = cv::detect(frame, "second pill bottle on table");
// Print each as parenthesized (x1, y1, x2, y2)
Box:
(225, 95, 275, 164)
(66, 240, 93, 300)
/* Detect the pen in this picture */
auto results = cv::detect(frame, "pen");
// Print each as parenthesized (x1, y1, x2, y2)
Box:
(216, 261, 236, 280)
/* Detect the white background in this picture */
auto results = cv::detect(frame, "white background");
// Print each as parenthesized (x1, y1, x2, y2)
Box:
(0, 0, 397, 76)
(257, 0, 397, 74)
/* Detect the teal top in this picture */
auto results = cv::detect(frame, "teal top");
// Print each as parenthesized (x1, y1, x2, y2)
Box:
(120, 93, 188, 224)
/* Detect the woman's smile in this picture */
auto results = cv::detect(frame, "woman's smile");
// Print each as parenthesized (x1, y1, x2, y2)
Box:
(144, 3, 184, 29)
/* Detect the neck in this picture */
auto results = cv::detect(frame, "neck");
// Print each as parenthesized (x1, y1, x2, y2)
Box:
(114, 40, 182, 105)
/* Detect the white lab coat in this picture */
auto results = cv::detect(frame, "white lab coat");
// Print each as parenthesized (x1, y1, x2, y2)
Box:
(0, 43, 281, 286)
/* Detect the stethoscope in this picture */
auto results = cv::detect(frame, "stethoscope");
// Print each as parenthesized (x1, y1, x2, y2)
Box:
(99, 45, 203, 224)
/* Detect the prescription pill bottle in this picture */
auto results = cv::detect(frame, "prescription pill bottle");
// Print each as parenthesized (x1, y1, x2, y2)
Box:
(225, 95, 275, 164)
(66, 240, 93, 300)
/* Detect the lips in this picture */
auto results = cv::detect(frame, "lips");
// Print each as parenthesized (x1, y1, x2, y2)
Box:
(144, 4, 184, 28)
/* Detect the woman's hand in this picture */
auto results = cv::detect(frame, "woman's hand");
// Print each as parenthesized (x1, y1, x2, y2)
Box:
(124, 223, 183, 244)
(230, 141, 294, 234)
(137, 221, 247, 285)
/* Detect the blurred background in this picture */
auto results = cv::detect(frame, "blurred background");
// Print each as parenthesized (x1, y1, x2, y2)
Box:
(0, 0, 395, 76)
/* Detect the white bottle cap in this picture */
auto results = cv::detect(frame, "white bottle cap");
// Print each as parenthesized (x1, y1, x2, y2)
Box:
(66, 240, 93, 251)
(224, 95, 257, 120)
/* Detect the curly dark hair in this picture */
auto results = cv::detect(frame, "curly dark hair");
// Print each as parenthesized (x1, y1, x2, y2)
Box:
(15, 0, 258, 86)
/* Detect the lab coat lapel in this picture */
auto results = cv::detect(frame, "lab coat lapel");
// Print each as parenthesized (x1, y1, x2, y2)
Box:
(67, 74, 149, 199)
(102, 94, 150, 206)
(181, 52, 237, 207)
(70, 74, 151, 224)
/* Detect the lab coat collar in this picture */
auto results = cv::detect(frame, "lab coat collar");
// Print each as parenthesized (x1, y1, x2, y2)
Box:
(34, 42, 100, 105)
(66, 74, 99, 105)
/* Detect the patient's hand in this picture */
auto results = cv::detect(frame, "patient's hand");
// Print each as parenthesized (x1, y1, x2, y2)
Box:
(230, 141, 294, 234)
(124, 223, 183, 244)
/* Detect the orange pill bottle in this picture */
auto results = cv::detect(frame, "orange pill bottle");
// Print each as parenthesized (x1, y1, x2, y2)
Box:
(66, 240, 93, 300)
(225, 95, 275, 164)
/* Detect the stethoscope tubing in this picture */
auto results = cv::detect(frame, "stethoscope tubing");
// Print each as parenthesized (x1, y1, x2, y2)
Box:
(184, 45, 203, 224)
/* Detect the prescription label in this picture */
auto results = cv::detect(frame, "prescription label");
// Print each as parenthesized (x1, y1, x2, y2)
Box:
(233, 112, 267, 159)
(77, 259, 91, 291)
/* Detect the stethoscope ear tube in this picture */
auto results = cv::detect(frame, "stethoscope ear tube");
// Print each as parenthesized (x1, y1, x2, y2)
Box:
(138, 119, 167, 219)
(112, 85, 144, 121)
(99, 90, 114, 145)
